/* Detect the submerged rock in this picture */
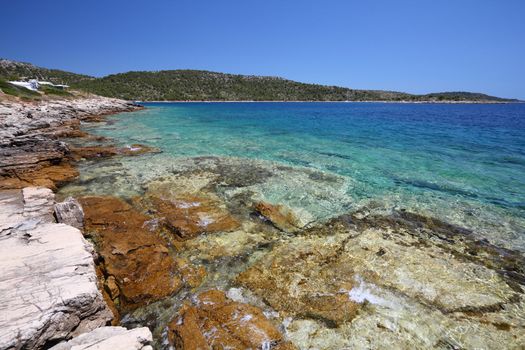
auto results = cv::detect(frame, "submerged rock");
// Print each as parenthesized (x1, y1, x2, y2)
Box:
(236, 234, 360, 327)
(181, 223, 277, 262)
(147, 194, 240, 240)
(79, 195, 185, 310)
(353, 210, 525, 290)
(175, 257, 207, 289)
(52, 154, 525, 348)
(140, 174, 241, 240)
(168, 290, 295, 350)
(50, 326, 153, 350)
(237, 212, 525, 349)
(71, 144, 160, 160)
(254, 201, 302, 233)
(0, 187, 113, 350)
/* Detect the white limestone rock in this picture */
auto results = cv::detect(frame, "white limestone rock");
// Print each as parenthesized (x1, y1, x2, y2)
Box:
(50, 327, 153, 350)
(54, 197, 84, 230)
(0, 96, 140, 172)
(22, 187, 56, 223)
(0, 187, 112, 350)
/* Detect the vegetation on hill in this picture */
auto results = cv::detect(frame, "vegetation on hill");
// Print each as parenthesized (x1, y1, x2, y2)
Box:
(0, 59, 92, 85)
(72, 70, 413, 101)
(0, 79, 41, 99)
(39, 84, 73, 97)
(72, 71, 521, 102)
(0, 59, 518, 102)
(0, 79, 73, 100)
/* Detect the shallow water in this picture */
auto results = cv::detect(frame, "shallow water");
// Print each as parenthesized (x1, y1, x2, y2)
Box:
(63, 102, 525, 251)
(57, 102, 525, 349)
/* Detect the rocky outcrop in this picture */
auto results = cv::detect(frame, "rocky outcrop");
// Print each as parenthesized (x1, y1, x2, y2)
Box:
(78, 196, 195, 310)
(0, 187, 113, 350)
(147, 194, 240, 240)
(237, 212, 525, 349)
(254, 201, 302, 233)
(50, 326, 153, 350)
(0, 163, 80, 191)
(54, 197, 84, 229)
(70, 144, 160, 160)
(236, 233, 360, 327)
(168, 290, 296, 350)
(0, 97, 139, 149)
(0, 96, 159, 349)
(0, 96, 142, 190)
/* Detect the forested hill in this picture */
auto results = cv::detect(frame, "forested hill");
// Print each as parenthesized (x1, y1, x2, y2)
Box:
(0, 59, 92, 85)
(0, 59, 518, 102)
(74, 70, 415, 101)
(72, 70, 518, 102)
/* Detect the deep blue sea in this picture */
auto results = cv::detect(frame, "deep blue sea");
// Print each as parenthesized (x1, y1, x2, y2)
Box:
(72, 102, 525, 250)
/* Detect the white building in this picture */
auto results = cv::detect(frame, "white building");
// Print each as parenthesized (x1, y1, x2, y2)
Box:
(8, 79, 40, 91)
(39, 81, 69, 89)
(8, 79, 69, 91)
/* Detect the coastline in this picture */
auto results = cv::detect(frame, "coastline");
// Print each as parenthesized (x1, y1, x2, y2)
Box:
(0, 94, 155, 349)
(1, 96, 524, 349)
(0, 95, 144, 190)
(137, 99, 523, 104)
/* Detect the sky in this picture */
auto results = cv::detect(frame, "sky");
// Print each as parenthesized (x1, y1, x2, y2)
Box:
(1, 0, 524, 99)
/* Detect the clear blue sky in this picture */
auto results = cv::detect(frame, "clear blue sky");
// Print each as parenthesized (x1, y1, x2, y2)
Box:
(2, 0, 524, 99)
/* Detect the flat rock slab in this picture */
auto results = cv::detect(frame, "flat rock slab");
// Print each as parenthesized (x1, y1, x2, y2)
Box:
(50, 326, 153, 350)
(0, 187, 112, 350)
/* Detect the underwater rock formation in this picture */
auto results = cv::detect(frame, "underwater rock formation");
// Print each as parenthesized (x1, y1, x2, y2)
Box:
(54, 154, 525, 349)
(238, 212, 525, 349)
(70, 144, 160, 160)
(146, 193, 240, 240)
(79, 196, 187, 310)
(253, 201, 303, 233)
(168, 290, 296, 350)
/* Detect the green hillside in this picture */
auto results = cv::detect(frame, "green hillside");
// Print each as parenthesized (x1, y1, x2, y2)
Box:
(0, 59, 518, 102)
(0, 59, 92, 85)
(73, 70, 419, 101)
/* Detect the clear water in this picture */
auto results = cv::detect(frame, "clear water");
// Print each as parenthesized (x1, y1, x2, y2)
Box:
(74, 102, 525, 250)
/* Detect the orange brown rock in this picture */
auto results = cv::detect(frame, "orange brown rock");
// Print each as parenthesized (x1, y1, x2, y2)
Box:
(175, 258, 207, 288)
(148, 195, 240, 240)
(254, 201, 301, 233)
(95, 265, 120, 325)
(0, 163, 79, 191)
(71, 144, 159, 160)
(236, 240, 360, 326)
(79, 195, 184, 310)
(168, 290, 296, 350)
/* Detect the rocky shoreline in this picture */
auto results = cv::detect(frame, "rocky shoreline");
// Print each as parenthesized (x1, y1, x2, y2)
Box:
(0, 96, 148, 190)
(0, 95, 154, 349)
(1, 95, 524, 349)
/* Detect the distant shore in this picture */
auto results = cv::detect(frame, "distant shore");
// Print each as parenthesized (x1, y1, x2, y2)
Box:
(136, 100, 523, 104)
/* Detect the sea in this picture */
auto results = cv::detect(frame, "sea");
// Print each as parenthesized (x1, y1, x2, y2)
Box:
(62, 102, 525, 251)
(55, 101, 525, 348)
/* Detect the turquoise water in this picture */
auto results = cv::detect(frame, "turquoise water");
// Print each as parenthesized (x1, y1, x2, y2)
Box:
(77, 102, 525, 250)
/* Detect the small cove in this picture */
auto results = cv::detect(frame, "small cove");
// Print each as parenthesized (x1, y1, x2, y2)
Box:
(58, 102, 525, 349)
